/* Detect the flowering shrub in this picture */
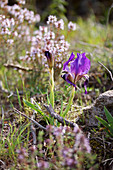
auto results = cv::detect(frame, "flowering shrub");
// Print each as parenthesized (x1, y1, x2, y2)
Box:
(0, 0, 40, 63)
(0, 0, 77, 77)
(42, 125, 93, 169)
(20, 15, 76, 76)
(0, 0, 76, 77)
(16, 125, 95, 169)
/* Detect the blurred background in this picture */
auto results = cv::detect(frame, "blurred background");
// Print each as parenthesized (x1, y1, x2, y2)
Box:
(8, 0, 113, 24)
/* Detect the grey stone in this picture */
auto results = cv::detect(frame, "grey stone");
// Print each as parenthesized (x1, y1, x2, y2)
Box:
(82, 90, 113, 127)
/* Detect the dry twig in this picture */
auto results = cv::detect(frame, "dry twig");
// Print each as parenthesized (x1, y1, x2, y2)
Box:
(102, 158, 113, 165)
(4, 63, 47, 73)
(4, 63, 33, 72)
(98, 61, 113, 81)
(0, 160, 5, 169)
(44, 104, 79, 128)
(13, 108, 46, 131)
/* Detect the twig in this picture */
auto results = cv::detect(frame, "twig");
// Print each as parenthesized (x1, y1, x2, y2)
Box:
(13, 108, 47, 131)
(109, 160, 113, 166)
(0, 80, 23, 97)
(4, 63, 33, 72)
(4, 63, 47, 73)
(0, 160, 5, 169)
(44, 104, 79, 128)
(90, 137, 111, 145)
(0, 80, 9, 94)
(102, 158, 113, 166)
(98, 61, 113, 81)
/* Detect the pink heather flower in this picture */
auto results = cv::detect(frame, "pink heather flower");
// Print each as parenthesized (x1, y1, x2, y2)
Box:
(47, 15, 57, 24)
(68, 21, 76, 31)
(47, 31, 55, 39)
(35, 14, 40, 22)
(7, 39, 14, 44)
(54, 19, 64, 30)
(0, 0, 8, 8)
(17, 0, 25, 5)
(39, 26, 48, 33)
(37, 161, 49, 169)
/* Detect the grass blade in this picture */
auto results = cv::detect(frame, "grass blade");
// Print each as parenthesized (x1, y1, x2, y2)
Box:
(104, 106, 113, 128)
(23, 99, 49, 121)
(95, 116, 109, 129)
(16, 88, 22, 110)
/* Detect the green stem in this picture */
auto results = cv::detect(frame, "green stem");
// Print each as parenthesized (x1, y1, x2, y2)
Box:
(63, 86, 75, 117)
(49, 67, 54, 108)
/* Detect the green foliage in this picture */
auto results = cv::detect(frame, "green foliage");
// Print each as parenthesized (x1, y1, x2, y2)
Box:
(24, 99, 46, 117)
(96, 106, 113, 137)
(0, 0, 113, 168)
(42, 0, 68, 21)
(0, 122, 30, 162)
(16, 88, 22, 110)
(23, 98, 51, 124)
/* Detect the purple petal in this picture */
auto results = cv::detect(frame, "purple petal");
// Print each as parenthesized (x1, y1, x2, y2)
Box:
(63, 52, 75, 71)
(71, 53, 90, 76)
(61, 73, 76, 88)
(84, 75, 89, 94)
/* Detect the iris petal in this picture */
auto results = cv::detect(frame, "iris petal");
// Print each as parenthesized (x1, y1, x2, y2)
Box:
(71, 53, 90, 76)
(61, 52, 90, 94)
(61, 73, 75, 88)
(63, 52, 75, 71)
(84, 75, 89, 94)
(78, 53, 90, 75)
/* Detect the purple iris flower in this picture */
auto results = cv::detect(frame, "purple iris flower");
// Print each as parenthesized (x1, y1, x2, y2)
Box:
(61, 52, 91, 94)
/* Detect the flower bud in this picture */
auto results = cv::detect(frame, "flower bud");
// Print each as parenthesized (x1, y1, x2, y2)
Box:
(45, 51, 54, 69)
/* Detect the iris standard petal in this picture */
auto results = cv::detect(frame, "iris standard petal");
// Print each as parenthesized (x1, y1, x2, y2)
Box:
(63, 52, 75, 70)
(70, 58, 79, 75)
(71, 53, 90, 76)
(77, 53, 91, 75)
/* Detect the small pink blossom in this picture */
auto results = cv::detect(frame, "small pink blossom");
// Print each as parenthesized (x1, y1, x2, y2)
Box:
(68, 21, 76, 31)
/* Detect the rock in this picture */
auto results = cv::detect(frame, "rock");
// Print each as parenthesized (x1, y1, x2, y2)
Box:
(82, 90, 113, 127)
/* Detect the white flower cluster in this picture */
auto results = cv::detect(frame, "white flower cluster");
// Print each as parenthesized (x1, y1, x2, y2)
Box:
(17, 0, 26, 5)
(0, 0, 41, 63)
(54, 19, 64, 30)
(5, 5, 40, 23)
(0, 14, 31, 40)
(20, 15, 77, 71)
(47, 15, 57, 25)
(0, 15, 15, 36)
(0, 0, 8, 8)
(0, 0, 40, 24)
